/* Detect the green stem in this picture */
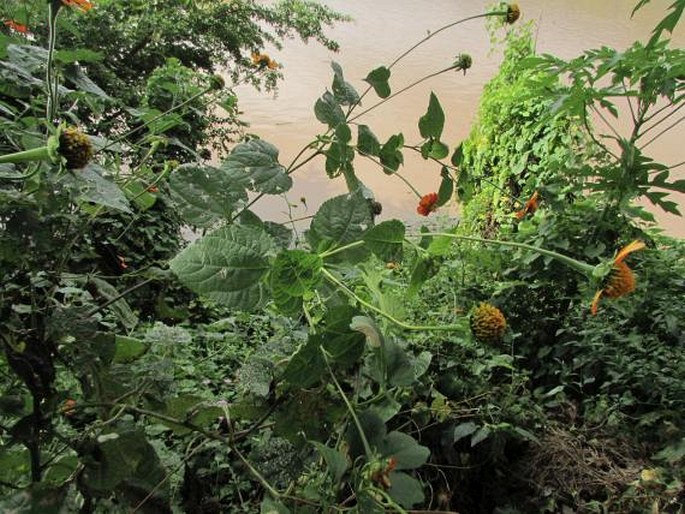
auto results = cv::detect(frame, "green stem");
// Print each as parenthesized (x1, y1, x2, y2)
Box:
(322, 348, 374, 460)
(420, 232, 595, 276)
(0, 146, 51, 164)
(46, 1, 61, 122)
(99, 86, 217, 153)
(349, 65, 456, 123)
(319, 240, 366, 259)
(350, 11, 507, 112)
(321, 268, 464, 332)
(357, 152, 421, 198)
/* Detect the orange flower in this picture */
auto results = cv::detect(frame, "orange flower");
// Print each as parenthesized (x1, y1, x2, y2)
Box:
(515, 191, 540, 220)
(61, 0, 94, 12)
(251, 52, 278, 70)
(117, 255, 128, 270)
(417, 192, 439, 216)
(4, 20, 29, 34)
(591, 240, 645, 315)
(62, 399, 77, 415)
(147, 185, 159, 193)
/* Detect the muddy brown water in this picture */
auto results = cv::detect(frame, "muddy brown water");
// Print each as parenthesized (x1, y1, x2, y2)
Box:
(232, 0, 684, 237)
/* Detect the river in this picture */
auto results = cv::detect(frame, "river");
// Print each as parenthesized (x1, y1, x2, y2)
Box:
(234, 0, 685, 237)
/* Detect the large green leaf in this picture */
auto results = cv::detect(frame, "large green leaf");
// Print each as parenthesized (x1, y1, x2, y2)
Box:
(270, 250, 313, 314)
(325, 140, 355, 178)
(364, 66, 391, 99)
(222, 139, 292, 195)
(307, 191, 373, 260)
(437, 167, 454, 207)
(387, 471, 425, 508)
(321, 306, 366, 366)
(64, 164, 131, 213)
(161, 395, 223, 435)
(312, 442, 348, 482)
(379, 133, 404, 173)
(170, 225, 274, 310)
(314, 91, 346, 127)
(331, 61, 360, 105)
(282, 337, 325, 388)
(357, 124, 381, 157)
(88, 277, 138, 330)
(237, 210, 292, 249)
(362, 219, 405, 262)
(418, 92, 445, 140)
(81, 430, 164, 492)
(270, 250, 323, 298)
(169, 163, 247, 228)
(80, 430, 170, 512)
(113, 335, 148, 363)
(380, 431, 430, 470)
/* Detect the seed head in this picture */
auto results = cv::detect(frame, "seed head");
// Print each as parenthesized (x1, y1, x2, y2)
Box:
(506, 3, 521, 24)
(470, 302, 507, 344)
(59, 127, 93, 169)
(454, 54, 473, 73)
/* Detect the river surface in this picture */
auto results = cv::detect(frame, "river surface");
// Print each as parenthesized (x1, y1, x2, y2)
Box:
(234, 0, 685, 237)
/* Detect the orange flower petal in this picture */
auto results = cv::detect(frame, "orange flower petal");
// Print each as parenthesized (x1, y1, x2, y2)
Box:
(4, 20, 29, 34)
(417, 192, 439, 216)
(514, 191, 540, 220)
(614, 240, 645, 264)
(61, 0, 94, 13)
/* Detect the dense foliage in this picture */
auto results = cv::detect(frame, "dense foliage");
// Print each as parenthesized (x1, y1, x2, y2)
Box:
(1, 1, 684, 513)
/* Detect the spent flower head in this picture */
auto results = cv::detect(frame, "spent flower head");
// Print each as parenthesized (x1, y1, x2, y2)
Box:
(454, 53, 473, 74)
(59, 126, 93, 169)
(470, 302, 507, 343)
(506, 3, 521, 24)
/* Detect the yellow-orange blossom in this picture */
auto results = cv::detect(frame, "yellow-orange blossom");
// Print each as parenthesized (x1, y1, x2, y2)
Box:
(591, 240, 645, 315)
(61, 0, 94, 12)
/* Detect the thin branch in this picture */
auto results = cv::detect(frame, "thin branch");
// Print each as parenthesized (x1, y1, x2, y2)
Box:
(86, 278, 153, 317)
(590, 104, 622, 140)
(582, 105, 619, 160)
(358, 152, 421, 197)
(638, 100, 685, 139)
(351, 11, 507, 111)
(622, 79, 638, 126)
(349, 66, 456, 123)
(640, 113, 685, 150)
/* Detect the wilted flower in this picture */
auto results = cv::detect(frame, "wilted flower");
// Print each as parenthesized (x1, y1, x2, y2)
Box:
(417, 192, 439, 216)
(515, 191, 540, 220)
(590, 240, 645, 315)
(506, 3, 521, 24)
(470, 302, 507, 343)
(4, 20, 29, 34)
(59, 126, 93, 169)
(251, 52, 278, 70)
(62, 399, 77, 415)
(454, 53, 473, 74)
(62, 0, 94, 12)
